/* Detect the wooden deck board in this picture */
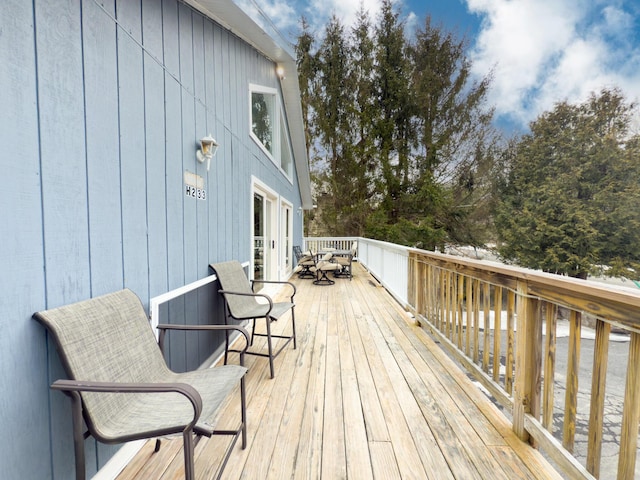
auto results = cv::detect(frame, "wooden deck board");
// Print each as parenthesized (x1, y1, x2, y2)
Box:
(117, 263, 562, 480)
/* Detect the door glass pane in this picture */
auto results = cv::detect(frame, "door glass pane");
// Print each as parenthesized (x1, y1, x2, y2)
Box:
(284, 207, 291, 270)
(254, 193, 264, 282)
(265, 198, 272, 279)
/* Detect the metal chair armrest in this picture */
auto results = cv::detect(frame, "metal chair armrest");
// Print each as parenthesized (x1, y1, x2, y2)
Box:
(157, 324, 250, 365)
(218, 289, 274, 308)
(250, 279, 297, 300)
(51, 379, 203, 433)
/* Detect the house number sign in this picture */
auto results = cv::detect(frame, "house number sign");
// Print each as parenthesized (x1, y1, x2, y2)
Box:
(185, 184, 206, 200)
(184, 171, 206, 201)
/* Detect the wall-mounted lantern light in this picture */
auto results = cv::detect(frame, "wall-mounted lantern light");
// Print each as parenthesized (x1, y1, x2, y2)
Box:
(196, 134, 218, 171)
(276, 65, 285, 80)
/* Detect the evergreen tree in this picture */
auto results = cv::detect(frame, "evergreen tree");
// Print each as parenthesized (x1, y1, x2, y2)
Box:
(366, 11, 496, 249)
(312, 15, 356, 235)
(295, 18, 318, 235)
(372, 0, 415, 226)
(495, 89, 640, 279)
(346, 4, 378, 235)
(295, 5, 497, 248)
(295, 17, 317, 157)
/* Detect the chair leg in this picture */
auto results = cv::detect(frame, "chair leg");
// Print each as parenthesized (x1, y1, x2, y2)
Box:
(250, 319, 256, 346)
(240, 376, 247, 449)
(313, 269, 335, 285)
(291, 307, 297, 349)
(70, 392, 86, 480)
(265, 317, 275, 378)
(183, 430, 195, 480)
(223, 328, 229, 365)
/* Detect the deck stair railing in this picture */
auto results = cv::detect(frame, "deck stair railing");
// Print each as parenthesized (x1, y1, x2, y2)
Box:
(304, 237, 640, 480)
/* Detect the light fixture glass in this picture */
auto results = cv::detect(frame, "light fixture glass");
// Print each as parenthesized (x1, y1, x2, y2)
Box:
(276, 65, 285, 80)
(196, 134, 218, 170)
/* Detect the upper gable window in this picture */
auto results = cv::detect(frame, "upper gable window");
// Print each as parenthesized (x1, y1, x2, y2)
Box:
(251, 88, 276, 156)
(250, 84, 293, 180)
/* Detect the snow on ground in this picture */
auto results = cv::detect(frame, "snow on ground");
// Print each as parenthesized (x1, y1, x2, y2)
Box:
(468, 311, 630, 343)
(438, 245, 638, 342)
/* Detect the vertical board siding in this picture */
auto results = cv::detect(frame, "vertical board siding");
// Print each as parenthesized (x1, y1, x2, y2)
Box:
(1, 0, 305, 477)
(142, 0, 170, 299)
(83, 0, 125, 471)
(0, 1, 50, 479)
(35, 1, 93, 478)
(83, 0, 124, 297)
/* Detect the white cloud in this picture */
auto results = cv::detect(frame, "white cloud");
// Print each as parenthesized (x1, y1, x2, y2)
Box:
(466, 0, 640, 128)
(249, 0, 640, 131)
(236, 0, 299, 33)
(308, 0, 383, 27)
(249, 0, 416, 40)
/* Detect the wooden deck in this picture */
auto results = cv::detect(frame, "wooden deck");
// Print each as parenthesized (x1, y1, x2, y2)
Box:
(117, 263, 563, 480)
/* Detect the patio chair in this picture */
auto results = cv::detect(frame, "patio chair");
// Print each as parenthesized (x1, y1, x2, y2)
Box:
(335, 241, 358, 280)
(33, 289, 248, 480)
(312, 252, 342, 285)
(210, 260, 296, 379)
(293, 245, 315, 279)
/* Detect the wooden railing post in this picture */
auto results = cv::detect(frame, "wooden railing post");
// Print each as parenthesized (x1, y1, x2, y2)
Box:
(563, 310, 582, 453)
(587, 319, 610, 477)
(505, 290, 516, 395)
(513, 281, 542, 442)
(617, 332, 640, 480)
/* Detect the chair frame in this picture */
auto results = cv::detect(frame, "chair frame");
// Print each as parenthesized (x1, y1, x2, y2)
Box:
(312, 252, 342, 286)
(211, 261, 297, 379)
(335, 242, 357, 281)
(33, 290, 249, 480)
(293, 245, 315, 279)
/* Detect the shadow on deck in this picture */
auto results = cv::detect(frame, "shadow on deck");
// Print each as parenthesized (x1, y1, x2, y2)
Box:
(117, 262, 562, 479)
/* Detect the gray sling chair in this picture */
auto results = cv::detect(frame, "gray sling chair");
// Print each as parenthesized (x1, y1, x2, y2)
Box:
(210, 261, 296, 379)
(293, 245, 315, 278)
(335, 241, 357, 280)
(33, 289, 249, 480)
(311, 252, 342, 285)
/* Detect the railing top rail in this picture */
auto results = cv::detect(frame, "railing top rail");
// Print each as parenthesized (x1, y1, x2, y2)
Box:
(305, 237, 640, 327)
(410, 249, 640, 330)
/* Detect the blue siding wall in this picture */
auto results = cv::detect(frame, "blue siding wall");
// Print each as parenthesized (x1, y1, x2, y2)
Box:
(0, 0, 304, 478)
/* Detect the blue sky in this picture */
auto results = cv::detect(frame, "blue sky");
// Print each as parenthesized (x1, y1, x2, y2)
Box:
(244, 0, 640, 133)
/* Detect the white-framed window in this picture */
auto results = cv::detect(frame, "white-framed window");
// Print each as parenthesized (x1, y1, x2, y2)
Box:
(250, 84, 294, 180)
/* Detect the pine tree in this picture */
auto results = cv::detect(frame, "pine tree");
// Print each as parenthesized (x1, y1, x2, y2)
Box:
(312, 15, 356, 235)
(345, 5, 378, 235)
(411, 16, 496, 247)
(495, 89, 640, 279)
(295, 17, 317, 157)
(372, 0, 415, 226)
(295, 5, 497, 248)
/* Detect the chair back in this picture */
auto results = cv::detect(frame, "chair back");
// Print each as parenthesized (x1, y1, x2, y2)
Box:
(210, 261, 268, 319)
(33, 290, 169, 433)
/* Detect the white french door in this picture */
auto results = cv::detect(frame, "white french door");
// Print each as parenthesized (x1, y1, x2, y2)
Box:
(252, 178, 293, 284)
(253, 190, 275, 283)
